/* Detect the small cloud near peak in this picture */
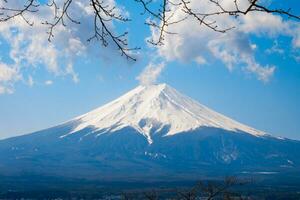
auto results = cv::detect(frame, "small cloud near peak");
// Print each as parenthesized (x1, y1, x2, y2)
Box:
(137, 62, 165, 86)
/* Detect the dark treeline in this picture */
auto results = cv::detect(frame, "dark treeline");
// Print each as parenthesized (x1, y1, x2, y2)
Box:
(1, 176, 300, 199)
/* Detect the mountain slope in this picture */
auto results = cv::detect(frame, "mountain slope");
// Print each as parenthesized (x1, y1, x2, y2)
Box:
(0, 83, 299, 181)
(62, 84, 265, 143)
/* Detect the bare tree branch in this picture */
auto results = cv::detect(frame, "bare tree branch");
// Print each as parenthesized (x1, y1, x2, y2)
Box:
(88, 0, 139, 61)
(0, 0, 299, 61)
(42, 0, 80, 42)
(0, 0, 39, 25)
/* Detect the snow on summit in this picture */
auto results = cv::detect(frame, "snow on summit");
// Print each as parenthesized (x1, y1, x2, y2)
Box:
(64, 83, 265, 143)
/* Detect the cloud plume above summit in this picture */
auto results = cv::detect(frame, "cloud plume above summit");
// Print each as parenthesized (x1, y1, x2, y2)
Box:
(137, 62, 165, 86)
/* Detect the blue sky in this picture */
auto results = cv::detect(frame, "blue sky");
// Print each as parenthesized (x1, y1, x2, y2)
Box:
(0, 0, 299, 140)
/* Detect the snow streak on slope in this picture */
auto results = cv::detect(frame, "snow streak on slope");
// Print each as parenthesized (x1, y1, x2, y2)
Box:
(63, 84, 265, 143)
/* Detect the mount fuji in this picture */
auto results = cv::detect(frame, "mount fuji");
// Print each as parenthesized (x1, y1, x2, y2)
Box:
(0, 84, 299, 181)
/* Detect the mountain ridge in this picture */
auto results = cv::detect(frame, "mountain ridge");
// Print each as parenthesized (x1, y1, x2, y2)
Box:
(0, 83, 299, 182)
(60, 83, 266, 144)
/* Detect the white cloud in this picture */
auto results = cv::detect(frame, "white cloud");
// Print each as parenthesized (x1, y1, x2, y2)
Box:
(27, 76, 34, 87)
(195, 56, 207, 65)
(149, 0, 299, 82)
(291, 26, 300, 48)
(240, 12, 287, 36)
(0, 63, 19, 82)
(66, 63, 79, 83)
(0, 63, 20, 94)
(250, 44, 257, 50)
(0, 86, 13, 94)
(265, 41, 284, 55)
(207, 31, 276, 81)
(245, 61, 275, 82)
(0, 0, 126, 94)
(45, 80, 53, 86)
(137, 62, 165, 85)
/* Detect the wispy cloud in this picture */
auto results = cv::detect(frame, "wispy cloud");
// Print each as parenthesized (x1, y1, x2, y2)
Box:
(27, 76, 34, 87)
(265, 41, 284, 55)
(0, 63, 20, 94)
(245, 60, 276, 83)
(207, 32, 276, 82)
(45, 80, 53, 86)
(137, 62, 165, 85)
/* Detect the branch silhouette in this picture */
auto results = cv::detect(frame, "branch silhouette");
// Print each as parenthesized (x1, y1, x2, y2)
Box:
(0, 0, 299, 60)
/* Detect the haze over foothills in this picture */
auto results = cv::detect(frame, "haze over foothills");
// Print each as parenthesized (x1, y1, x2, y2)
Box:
(0, 0, 299, 142)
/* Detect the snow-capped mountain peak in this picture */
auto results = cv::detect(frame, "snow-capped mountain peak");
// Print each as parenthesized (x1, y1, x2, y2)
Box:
(63, 83, 265, 143)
